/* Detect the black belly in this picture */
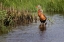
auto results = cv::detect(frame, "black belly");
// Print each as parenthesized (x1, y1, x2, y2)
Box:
(40, 19, 46, 23)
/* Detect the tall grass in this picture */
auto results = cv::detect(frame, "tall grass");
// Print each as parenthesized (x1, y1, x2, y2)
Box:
(0, 10, 11, 34)
(0, 0, 64, 12)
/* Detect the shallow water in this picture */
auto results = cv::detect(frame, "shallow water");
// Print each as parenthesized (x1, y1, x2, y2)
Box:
(0, 13, 64, 42)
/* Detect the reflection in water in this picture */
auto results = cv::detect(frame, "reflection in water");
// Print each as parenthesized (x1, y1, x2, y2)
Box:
(39, 23, 46, 31)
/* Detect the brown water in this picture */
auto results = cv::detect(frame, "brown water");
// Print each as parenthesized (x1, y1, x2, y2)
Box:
(0, 13, 64, 42)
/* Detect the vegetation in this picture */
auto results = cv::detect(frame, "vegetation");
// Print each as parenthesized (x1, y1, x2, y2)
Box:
(0, 0, 64, 12)
(0, 10, 11, 34)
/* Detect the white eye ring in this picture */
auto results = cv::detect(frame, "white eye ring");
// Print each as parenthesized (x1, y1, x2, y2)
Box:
(37, 5, 41, 9)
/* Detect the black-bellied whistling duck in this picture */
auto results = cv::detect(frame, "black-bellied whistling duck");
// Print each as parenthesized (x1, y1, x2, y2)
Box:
(36, 5, 47, 24)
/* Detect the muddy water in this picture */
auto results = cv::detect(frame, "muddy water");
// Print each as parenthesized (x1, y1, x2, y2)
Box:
(0, 13, 64, 42)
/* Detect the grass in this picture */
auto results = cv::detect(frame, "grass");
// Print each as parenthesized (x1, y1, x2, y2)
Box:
(0, 0, 64, 12)
(0, 10, 12, 34)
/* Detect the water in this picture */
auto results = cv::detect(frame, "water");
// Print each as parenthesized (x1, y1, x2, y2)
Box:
(0, 13, 64, 42)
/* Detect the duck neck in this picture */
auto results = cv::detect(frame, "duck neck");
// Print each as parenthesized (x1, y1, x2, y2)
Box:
(38, 9, 41, 13)
(38, 9, 41, 17)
